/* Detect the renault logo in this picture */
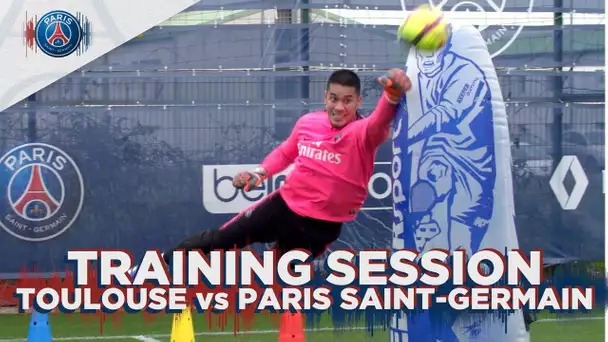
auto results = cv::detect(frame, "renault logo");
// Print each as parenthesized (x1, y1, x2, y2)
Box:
(549, 156, 589, 210)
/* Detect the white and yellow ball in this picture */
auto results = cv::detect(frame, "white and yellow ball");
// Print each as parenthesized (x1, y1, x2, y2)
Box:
(397, 5, 449, 51)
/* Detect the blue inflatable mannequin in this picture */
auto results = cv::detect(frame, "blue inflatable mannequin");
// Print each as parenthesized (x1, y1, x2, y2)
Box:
(390, 24, 531, 342)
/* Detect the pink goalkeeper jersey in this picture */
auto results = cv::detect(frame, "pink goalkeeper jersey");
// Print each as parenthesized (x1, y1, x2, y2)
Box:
(260, 95, 397, 222)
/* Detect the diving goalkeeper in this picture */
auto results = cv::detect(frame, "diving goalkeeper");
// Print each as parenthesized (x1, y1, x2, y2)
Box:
(162, 68, 411, 264)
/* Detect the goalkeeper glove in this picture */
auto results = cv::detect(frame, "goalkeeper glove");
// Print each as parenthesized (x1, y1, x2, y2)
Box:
(377, 68, 411, 104)
(232, 167, 267, 191)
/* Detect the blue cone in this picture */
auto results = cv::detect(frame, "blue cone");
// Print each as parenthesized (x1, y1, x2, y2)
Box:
(27, 309, 52, 342)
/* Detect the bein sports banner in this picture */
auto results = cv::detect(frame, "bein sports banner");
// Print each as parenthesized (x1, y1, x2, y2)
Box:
(0, 0, 200, 112)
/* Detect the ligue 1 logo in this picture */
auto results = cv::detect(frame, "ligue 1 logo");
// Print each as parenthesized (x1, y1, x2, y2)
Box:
(23, 10, 93, 58)
(400, 0, 534, 58)
(0, 143, 84, 241)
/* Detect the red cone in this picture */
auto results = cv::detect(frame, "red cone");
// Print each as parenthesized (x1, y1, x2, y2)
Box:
(278, 311, 306, 342)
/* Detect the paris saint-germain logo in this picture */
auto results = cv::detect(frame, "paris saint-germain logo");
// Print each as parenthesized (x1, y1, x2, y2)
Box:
(0, 143, 84, 241)
(34, 10, 83, 58)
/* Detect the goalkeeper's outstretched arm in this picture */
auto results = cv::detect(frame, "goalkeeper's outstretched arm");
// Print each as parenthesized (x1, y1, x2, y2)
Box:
(362, 93, 399, 148)
(360, 69, 411, 149)
(259, 119, 300, 177)
(233, 120, 300, 191)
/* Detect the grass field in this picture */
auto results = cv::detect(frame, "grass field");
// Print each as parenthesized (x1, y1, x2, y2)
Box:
(0, 310, 603, 342)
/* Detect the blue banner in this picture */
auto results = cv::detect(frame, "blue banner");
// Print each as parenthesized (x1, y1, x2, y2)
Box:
(0, 104, 603, 275)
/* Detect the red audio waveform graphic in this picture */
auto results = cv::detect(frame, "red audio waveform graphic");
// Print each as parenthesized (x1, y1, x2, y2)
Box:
(24, 11, 37, 56)
(77, 13, 93, 56)
(0, 248, 282, 335)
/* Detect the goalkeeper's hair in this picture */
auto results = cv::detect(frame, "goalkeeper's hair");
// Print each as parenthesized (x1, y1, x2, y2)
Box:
(327, 69, 361, 95)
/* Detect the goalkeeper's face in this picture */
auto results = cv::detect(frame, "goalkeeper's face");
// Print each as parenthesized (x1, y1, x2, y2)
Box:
(324, 84, 362, 128)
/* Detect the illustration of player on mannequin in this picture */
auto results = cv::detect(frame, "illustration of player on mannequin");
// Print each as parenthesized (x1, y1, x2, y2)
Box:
(406, 36, 495, 258)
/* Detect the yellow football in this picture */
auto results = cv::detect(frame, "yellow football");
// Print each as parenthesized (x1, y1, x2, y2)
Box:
(397, 5, 448, 51)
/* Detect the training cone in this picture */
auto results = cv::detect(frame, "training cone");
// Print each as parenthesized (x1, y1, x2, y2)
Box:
(278, 311, 305, 342)
(170, 306, 195, 342)
(27, 309, 52, 342)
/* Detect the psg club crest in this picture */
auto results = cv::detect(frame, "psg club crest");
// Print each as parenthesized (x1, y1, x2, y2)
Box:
(24, 10, 92, 58)
(0, 143, 84, 241)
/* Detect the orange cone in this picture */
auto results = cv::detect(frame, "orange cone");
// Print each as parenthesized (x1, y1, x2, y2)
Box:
(278, 311, 306, 342)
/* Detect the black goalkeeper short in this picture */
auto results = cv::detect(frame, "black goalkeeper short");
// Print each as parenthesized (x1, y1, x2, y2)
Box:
(163, 191, 342, 264)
